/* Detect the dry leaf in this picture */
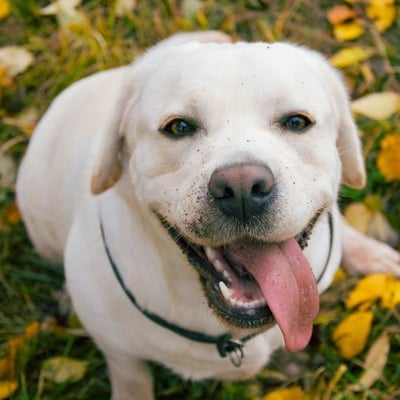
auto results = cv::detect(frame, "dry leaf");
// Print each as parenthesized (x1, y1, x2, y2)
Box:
(329, 47, 373, 68)
(368, 212, 398, 244)
(0, 0, 10, 19)
(376, 134, 400, 182)
(42, 356, 87, 384)
(327, 5, 357, 25)
(40, 0, 87, 29)
(344, 202, 372, 234)
(262, 386, 305, 400)
(0, 154, 17, 189)
(346, 274, 389, 309)
(3, 107, 39, 135)
(0, 381, 18, 400)
(333, 20, 364, 41)
(354, 333, 390, 390)
(24, 321, 41, 340)
(332, 311, 373, 358)
(115, 0, 136, 16)
(0, 46, 34, 77)
(366, 0, 396, 32)
(351, 92, 400, 120)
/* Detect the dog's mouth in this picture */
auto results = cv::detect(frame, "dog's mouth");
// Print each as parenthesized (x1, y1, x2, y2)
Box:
(157, 212, 322, 352)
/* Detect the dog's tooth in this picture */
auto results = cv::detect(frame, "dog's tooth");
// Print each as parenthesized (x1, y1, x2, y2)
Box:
(205, 246, 218, 262)
(219, 281, 233, 300)
(214, 260, 225, 273)
(222, 270, 232, 282)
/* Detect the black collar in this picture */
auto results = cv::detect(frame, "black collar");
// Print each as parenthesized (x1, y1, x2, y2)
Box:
(99, 212, 333, 367)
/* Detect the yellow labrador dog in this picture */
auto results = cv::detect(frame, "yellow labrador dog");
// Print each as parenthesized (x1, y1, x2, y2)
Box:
(17, 31, 400, 399)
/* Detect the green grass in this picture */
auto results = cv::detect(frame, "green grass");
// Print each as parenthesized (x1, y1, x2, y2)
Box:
(1, 0, 400, 399)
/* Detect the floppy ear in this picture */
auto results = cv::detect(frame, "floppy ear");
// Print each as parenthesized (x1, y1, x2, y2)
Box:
(90, 84, 132, 195)
(337, 103, 366, 189)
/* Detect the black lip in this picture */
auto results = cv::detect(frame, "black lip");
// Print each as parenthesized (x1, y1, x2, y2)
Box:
(155, 211, 322, 329)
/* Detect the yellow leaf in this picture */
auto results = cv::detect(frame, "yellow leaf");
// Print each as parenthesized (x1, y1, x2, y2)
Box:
(344, 202, 372, 234)
(0, 381, 18, 399)
(0, 0, 10, 19)
(262, 386, 305, 400)
(351, 92, 400, 120)
(0, 46, 34, 78)
(357, 332, 390, 389)
(381, 279, 400, 309)
(329, 46, 373, 68)
(0, 359, 9, 379)
(346, 274, 389, 309)
(376, 134, 400, 182)
(327, 5, 357, 26)
(42, 356, 87, 384)
(332, 311, 373, 358)
(333, 20, 364, 41)
(4, 204, 21, 225)
(39, 0, 88, 30)
(366, 0, 396, 32)
(24, 321, 40, 340)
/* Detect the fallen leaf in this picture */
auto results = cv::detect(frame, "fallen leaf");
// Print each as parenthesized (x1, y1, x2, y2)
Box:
(2, 107, 39, 135)
(115, 0, 136, 16)
(0, 46, 34, 77)
(329, 46, 373, 68)
(351, 92, 400, 120)
(333, 20, 364, 41)
(262, 386, 305, 400)
(332, 311, 373, 358)
(368, 212, 398, 245)
(344, 202, 372, 234)
(0, 154, 17, 189)
(327, 5, 357, 26)
(24, 321, 41, 340)
(376, 134, 400, 182)
(41, 356, 87, 384)
(346, 274, 389, 309)
(4, 204, 21, 225)
(40, 0, 87, 29)
(354, 333, 390, 390)
(366, 0, 396, 32)
(0, 381, 18, 399)
(381, 279, 400, 309)
(0, 0, 10, 19)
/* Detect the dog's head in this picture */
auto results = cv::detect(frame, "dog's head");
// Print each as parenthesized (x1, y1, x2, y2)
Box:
(91, 32, 365, 351)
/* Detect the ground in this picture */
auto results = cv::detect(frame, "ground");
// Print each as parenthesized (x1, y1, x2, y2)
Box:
(0, 1, 400, 399)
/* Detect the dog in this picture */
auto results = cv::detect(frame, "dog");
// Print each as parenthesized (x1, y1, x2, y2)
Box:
(17, 31, 400, 399)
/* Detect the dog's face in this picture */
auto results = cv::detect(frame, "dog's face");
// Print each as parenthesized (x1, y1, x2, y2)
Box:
(91, 37, 365, 351)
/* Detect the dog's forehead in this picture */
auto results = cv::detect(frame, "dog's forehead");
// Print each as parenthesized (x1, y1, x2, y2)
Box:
(143, 41, 328, 90)
(133, 41, 335, 124)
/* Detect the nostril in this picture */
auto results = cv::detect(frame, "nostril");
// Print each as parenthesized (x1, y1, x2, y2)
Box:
(251, 181, 270, 198)
(221, 186, 234, 199)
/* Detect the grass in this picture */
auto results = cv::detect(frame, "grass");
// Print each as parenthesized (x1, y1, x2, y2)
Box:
(1, 0, 400, 398)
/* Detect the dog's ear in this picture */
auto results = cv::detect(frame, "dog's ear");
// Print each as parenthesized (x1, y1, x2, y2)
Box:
(90, 31, 232, 195)
(337, 101, 366, 189)
(90, 83, 131, 195)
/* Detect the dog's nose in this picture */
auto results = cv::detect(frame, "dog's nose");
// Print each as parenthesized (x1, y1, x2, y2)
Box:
(208, 163, 275, 222)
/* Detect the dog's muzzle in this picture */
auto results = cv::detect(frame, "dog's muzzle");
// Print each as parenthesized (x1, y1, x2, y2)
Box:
(157, 162, 325, 353)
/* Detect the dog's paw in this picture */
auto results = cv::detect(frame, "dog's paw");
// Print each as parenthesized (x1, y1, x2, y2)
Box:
(342, 225, 400, 277)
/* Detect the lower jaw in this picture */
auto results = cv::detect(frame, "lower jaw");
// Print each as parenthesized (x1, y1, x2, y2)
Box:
(201, 278, 275, 330)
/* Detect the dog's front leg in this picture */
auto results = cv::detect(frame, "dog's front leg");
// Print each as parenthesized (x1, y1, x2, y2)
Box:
(341, 216, 400, 276)
(105, 352, 154, 400)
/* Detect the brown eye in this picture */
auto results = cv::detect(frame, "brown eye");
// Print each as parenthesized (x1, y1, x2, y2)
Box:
(280, 113, 314, 132)
(161, 118, 197, 137)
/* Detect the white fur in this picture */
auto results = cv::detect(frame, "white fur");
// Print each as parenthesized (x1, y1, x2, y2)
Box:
(17, 32, 400, 399)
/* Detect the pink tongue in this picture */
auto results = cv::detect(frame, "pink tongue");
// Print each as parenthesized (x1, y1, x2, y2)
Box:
(227, 239, 319, 352)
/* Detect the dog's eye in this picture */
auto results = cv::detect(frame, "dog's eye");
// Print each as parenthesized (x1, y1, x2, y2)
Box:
(280, 113, 314, 132)
(161, 118, 197, 137)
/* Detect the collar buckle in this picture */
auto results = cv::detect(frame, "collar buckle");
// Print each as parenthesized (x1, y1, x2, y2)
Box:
(217, 335, 244, 367)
